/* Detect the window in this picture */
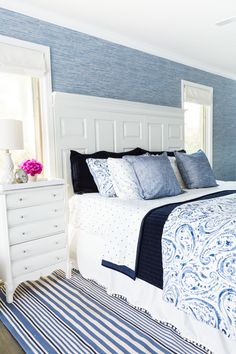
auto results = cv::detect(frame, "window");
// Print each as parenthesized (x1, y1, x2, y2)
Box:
(182, 81, 213, 164)
(0, 72, 42, 167)
(0, 35, 53, 177)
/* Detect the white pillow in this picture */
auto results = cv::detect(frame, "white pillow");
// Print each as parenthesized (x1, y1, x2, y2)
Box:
(107, 158, 141, 199)
(168, 156, 185, 189)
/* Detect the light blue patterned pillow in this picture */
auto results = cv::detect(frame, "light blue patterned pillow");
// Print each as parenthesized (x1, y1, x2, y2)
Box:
(124, 153, 182, 199)
(175, 150, 217, 189)
(86, 158, 116, 197)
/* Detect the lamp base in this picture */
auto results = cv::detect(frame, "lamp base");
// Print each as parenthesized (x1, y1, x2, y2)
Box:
(0, 151, 15, 184)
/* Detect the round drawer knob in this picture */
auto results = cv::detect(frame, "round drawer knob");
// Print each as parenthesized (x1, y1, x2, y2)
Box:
(55, 241, 59, 245)
(54, 209, 57, 212)
(19, 198, 23, 202)
(22, 232, 25, 235)
(54, 225, 58, 228)
(24, 266, 28, 270)
(23, 250, 26, 254)
(56, 257, 60, 261)
(20, 215, 24, 219)
(53, 194, 57, 197)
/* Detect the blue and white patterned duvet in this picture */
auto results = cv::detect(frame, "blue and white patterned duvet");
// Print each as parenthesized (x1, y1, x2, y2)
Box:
(162, 193, 236, 339)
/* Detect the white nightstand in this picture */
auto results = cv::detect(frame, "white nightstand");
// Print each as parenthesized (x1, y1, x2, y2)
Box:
(0, 179, 70, 303)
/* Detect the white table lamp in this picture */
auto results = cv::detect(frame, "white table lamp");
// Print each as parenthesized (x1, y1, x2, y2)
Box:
(0, 119, 24, 184)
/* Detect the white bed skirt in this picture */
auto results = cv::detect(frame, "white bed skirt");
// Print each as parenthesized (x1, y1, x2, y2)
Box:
(69, 224, 236, 354)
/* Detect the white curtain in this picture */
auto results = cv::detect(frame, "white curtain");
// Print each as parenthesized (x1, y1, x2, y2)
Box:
(0, 42, 47, 77)
(184, 84, 212, 105)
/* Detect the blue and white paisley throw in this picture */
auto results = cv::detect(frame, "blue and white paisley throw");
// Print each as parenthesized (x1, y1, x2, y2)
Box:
(162, 193, 236, 339)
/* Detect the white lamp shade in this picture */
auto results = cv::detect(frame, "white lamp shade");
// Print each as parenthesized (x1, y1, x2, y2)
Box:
(0, 119, 24, 150)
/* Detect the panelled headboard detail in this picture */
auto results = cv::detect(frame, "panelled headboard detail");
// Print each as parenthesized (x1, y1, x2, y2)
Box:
(52, 92, 184, 187)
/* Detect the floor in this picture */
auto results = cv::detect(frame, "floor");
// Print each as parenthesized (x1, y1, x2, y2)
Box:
(0, 322, 24, 354)
(0, 280, 23, 353)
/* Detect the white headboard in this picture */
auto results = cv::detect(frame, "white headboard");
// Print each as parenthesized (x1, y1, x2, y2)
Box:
(52, 92, 184, 188)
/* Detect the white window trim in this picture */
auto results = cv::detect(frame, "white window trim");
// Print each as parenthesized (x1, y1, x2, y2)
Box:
(0, 35, 55, 177)
(181, 80, 213, 165)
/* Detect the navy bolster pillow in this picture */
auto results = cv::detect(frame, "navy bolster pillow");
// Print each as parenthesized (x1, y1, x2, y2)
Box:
(70, 148, 144, 194)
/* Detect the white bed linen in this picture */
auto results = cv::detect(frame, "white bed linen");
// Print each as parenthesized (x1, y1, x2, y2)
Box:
(69, 181, 236, 354)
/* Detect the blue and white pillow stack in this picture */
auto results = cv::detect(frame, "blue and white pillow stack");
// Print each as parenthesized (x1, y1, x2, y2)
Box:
(86, 149, 217, 200)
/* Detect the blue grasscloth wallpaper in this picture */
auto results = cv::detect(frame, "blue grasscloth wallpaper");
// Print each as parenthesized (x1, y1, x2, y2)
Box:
(0, 8, 235, 179)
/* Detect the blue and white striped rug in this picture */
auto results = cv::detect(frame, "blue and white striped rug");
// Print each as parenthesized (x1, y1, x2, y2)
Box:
(0, 270, 211, 354)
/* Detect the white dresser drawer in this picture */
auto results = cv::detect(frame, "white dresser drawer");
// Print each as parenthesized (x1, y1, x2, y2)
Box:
(9, 218, 65, 245)
(0, 179, 68, 304)
(8, 202, 64, 227)
(10, 233, 66, 261)
(11, 248, 66, 278)
(6, 187, 64, 209)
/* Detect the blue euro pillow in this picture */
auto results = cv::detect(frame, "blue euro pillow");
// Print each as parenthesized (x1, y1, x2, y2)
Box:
(123, 153, 182, 200)
(174, 150, 217, 189)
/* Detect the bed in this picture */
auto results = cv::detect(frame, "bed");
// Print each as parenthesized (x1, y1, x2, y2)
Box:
(68, 182, 236, 354)
(52, 92, 236, 354)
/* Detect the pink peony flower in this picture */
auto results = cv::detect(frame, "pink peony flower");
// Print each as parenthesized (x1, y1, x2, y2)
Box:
(20, 159, 43, 176)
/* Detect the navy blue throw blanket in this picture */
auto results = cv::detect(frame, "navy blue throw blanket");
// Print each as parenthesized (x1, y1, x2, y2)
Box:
(136, 190, 236, 289)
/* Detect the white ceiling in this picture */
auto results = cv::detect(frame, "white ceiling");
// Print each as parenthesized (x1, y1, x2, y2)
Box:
(1, 0, 236, 79)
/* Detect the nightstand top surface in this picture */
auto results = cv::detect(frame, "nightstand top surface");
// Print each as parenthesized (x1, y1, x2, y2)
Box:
(0, 178, 64, 192)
